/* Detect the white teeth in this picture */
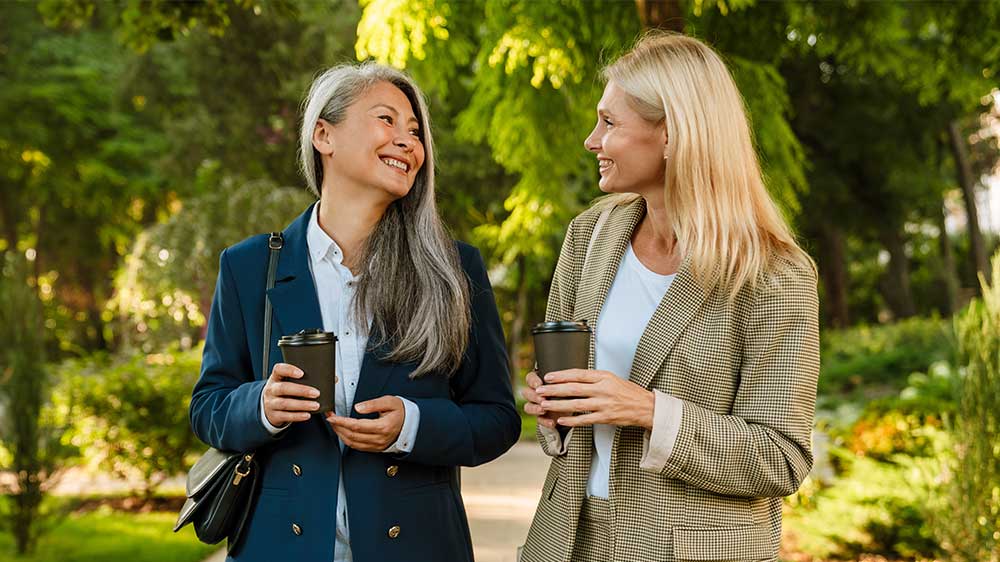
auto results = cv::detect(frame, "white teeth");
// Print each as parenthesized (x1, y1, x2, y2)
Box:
(381, 158, 408, 171)
(598, 160, 613, 170)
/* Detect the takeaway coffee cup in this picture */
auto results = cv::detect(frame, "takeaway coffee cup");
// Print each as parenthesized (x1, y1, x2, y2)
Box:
(277, 329, 338, 414)
(531, 320, 592, 384)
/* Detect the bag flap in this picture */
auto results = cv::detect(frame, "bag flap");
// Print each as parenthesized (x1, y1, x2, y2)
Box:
(186, 448, 241, 497)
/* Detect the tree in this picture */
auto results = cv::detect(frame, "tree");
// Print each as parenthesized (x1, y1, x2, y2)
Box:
(0, 254, 75, 555)
(0, 2, 170, 352)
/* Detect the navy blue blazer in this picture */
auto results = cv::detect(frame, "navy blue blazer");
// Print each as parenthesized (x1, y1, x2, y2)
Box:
(189, 204, 521, 562)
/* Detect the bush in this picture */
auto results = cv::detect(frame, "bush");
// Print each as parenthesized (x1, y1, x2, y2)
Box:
(842, 362, 958, 461)
(936, 253, 1000, 562)
(820, 315, 956, 396)
(58, 347, 204, 497)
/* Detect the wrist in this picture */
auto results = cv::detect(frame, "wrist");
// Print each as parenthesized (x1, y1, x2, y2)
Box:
(640, 390, 655, 431)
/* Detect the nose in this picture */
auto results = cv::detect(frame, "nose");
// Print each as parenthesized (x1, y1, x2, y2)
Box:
(395, 135, 416, 152)
(584, 125, 601, 153)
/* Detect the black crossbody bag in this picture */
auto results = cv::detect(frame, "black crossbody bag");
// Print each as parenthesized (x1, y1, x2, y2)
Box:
(174, 232, 284, 554)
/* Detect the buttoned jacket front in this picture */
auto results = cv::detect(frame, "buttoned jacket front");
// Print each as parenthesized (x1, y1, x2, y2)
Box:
(521, 198, 820, 562)
(189, 204, 521, 562)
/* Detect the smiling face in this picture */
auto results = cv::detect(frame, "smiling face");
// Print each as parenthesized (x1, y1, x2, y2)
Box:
(316, 80, 426, 202)
(584, 81, 667, 197)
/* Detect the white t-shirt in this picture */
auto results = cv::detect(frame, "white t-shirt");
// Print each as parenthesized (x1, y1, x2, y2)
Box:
(587, 242, 675, 498)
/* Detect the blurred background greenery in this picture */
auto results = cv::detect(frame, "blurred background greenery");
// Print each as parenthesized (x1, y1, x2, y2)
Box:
(1, 1, 999, 560)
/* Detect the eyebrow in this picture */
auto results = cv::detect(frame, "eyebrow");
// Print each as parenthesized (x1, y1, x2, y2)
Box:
(597, 107, 614, 118)
(369, 103, 419, 125)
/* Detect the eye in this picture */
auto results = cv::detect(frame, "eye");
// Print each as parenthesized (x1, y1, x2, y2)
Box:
(603, 118, 614, 127)
(378, 114, 394, 125)
(409, 128, 421, 138)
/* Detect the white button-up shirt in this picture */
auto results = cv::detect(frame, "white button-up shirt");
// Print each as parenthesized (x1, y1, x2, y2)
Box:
(259, 204, 421, 561)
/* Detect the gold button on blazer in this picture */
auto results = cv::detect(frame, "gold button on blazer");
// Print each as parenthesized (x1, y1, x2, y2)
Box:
(521, 198, 820, 562)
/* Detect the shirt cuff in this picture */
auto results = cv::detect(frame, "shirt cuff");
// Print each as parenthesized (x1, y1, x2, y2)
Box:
(383, 396, 420, 454)
(639, 390, 683, 471)
(259, 387, 289, 435)
(539, 424, 573, 456)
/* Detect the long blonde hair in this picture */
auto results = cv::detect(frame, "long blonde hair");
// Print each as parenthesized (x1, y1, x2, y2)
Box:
(601, 32, 814, 296)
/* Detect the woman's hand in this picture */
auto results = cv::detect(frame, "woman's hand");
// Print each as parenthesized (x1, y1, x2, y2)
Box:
(262, 363, 321, 427)
(520, 371, 562, 430)
(535, 369, 655, 430)
(325, 396, 405, 452)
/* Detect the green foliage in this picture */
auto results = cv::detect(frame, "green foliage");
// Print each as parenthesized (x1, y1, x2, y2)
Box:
(56, 348, 204, 497)
(942, 252, 1000, 561)
(819, 316, 955, 396)
(110, 174, 314, 351)
(842, 362, 958, 461)
(38, 0, 266, 54)
(0, 254, 76, 554)
(785, 448, 944, 561)
(48, 348, 192, 501)
(0, 2, 170, 352)
(0, 506, 214, 562)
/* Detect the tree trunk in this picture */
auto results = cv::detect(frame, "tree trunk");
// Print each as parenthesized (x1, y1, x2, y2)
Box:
(937, 202, 960, 316)
(879, 226, 917, 320)
(818, 221, 850, 328)
(635, 0, 685, 31)
(507, 255, 528, 388)
(948, 119, 991, 287)
(0, 179, 20, 251)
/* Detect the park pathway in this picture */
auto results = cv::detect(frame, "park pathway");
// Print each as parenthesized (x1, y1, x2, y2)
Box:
(201, 441, 550, 562)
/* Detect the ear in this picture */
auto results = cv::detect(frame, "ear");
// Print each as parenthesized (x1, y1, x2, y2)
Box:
(312, 119, 335, 155)
(660, 126, 669, 160)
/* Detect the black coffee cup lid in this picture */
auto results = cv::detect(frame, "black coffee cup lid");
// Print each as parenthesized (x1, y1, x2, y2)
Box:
(531, 320, 591, 334)
(278, 329, 338, 346)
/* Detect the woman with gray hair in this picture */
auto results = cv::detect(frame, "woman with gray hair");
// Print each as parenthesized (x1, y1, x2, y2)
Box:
(189, 62, 520, 562)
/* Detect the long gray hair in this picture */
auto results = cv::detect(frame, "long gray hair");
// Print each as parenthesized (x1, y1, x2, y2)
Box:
(298, 62, 470, 377)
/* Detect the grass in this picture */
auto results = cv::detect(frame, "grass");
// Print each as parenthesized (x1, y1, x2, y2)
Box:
(0, 508, 217, 562)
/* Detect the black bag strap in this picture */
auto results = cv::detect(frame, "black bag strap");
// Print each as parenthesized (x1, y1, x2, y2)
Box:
(262, 232, 284, 379)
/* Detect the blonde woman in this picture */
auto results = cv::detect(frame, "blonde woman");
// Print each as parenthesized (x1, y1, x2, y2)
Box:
(190, 63, 519, 561)
(520, 33, 820, 562)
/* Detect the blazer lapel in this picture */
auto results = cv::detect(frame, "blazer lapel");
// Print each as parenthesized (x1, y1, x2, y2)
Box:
(628, 255, 710, 390)
(573, 199, 646, 367)
(265, 204, 324, 339)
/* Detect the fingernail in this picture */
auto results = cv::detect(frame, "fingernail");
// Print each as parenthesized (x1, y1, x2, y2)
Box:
(310, 390, 320, 398)
(294, 369, 304, 376)
(544, 374, 553, 382)
(312, 402, 320, 411)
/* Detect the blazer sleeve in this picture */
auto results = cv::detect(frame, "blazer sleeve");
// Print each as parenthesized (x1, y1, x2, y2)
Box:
(399, 245, 521, 467)
(189, 248, 280, 453)
(535, 218, 579, 457)
(641, 264, 820, 498)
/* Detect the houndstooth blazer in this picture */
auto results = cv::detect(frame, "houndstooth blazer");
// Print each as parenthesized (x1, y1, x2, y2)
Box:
(521, 197, 820, 562)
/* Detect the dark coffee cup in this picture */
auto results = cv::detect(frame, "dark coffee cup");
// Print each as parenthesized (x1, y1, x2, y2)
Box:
(532, 320, 592, 384)
(278, 329, 338, 414)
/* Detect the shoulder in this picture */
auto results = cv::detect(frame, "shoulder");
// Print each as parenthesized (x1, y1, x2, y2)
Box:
(454, 240, 483, 269)
(743, 252, 819, 310)
(220, 233, 271, 270)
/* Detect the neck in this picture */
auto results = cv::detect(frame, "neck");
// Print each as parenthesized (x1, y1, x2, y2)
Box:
(636, 191, 677, 255)
(317, 183, 392, 269)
